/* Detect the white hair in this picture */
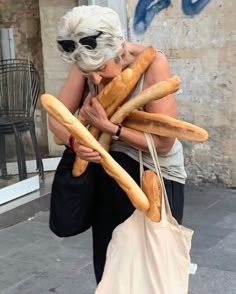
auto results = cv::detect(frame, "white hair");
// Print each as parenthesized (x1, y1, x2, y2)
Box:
(57, 5, 125, 73)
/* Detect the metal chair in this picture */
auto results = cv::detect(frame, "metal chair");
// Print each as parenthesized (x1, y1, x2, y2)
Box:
(0, 59, 44, 181)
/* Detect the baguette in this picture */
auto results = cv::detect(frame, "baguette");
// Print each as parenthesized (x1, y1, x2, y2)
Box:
(72, 126, 99, 176)
(96, 46, 156, 116)
(123, 110, 208, 142)
(41, 93, 150, 212)
(98, 76, 181, 150)
(73, 46, 156, 176)
(72, 68, 134, 176)
(142, 170, 162, 222)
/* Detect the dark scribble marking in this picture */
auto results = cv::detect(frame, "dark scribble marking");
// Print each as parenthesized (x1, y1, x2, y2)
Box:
(133, 0, 171, 35)
(133, 0, 212, 35)
(182, 0, 211, 16)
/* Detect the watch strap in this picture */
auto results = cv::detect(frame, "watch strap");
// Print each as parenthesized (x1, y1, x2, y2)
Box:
(112, 124, 122, 141)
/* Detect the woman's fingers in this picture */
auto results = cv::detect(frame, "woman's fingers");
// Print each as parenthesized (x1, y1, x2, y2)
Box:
(79, 96, 93, 123)
(75, 143, 101, 163)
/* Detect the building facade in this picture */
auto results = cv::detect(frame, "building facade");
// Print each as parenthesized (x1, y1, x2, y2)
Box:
(1, 0, 235, 187)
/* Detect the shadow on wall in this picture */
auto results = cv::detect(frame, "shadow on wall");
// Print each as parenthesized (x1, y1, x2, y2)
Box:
(133, 0, 212, 35)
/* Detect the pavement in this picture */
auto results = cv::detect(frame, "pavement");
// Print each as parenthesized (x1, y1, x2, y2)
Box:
(0, 182, 236, 294)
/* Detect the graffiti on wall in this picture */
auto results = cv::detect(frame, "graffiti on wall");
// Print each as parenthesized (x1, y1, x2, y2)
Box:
(182, 0, 212, 15)
(133, 0, 212, 35)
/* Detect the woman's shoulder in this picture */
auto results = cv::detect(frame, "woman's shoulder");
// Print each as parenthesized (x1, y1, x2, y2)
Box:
(144, 50, 171, 87)
(127, 42, 165, 56)
(58, 64, 87, 110)
(126, 42, 170, 86)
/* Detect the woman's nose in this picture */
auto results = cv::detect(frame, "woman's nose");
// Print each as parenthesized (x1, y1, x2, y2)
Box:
(89, 72, 102, 84)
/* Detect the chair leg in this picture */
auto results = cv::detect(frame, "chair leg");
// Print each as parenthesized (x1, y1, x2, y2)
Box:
(29, 121, 44, 180)
(18, 132, 27, 179)
(13, 125, 27, 181)
(0, 134, 7, 177)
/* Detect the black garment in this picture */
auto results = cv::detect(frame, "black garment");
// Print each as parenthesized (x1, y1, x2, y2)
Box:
(49, 147, 98, 237)
(92, 151, 184, 284)
(50, 148, 184, 284)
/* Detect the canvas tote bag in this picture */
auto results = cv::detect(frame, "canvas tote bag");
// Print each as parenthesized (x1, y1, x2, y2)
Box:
(96, 133, 193, 294)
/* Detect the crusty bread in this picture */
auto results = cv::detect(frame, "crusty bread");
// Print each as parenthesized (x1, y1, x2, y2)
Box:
(71, 69, 135, 176)
(142, 170, 162, 222)
(124, 110, 208, 142)
(98, 76, 181, 150)
(41, 93, 150, 212)
(107, 76, 180, 123)
(71, 126, 100, 176)
(96, 46, 156, 116)
(72, 46, 156, 176)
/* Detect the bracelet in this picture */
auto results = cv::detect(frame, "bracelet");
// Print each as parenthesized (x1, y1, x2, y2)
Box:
(112, 124, 122, 141)
(69, 135, 76, 153)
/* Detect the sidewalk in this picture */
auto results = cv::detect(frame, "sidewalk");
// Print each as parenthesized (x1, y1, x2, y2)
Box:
(0, 183, 236, 294)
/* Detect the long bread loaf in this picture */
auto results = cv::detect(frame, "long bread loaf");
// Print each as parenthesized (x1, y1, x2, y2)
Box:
(55, 70, 135, 176)
(71, 126, 101, 177)
(72, 68, 134, 177)
(98, 76, 181, 150)
(41, 93, 150, 212)
(96, 46, 156, 116)
(73, 46, 156, 176)
(142, 170, 162, 222)
(123, 110, 208, 142)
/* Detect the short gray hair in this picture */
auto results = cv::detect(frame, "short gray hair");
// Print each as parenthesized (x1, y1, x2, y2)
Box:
(57, 5, 125, 73)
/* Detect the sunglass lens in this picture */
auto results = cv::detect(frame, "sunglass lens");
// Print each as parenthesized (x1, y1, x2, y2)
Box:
(57, 40, 76, 53)
(79, 37, 97, 50)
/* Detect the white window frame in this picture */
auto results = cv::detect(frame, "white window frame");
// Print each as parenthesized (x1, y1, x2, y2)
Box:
(0, 158, 61, 206)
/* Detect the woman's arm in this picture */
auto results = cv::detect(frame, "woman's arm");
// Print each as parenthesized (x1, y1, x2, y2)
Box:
(48, 64, 86, 145)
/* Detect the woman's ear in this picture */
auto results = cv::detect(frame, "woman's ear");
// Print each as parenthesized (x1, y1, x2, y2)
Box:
(119, 41, 126, 56)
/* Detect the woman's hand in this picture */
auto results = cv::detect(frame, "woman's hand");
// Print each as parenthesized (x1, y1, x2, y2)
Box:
(79, 96, 114, 132)
(74, 142, 101, 163)
(76, 96, 118, 163)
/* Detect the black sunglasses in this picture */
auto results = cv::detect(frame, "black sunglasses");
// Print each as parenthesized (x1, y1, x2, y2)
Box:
(57, 31, 103, 53)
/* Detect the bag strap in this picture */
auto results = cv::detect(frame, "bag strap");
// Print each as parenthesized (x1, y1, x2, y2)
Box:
(139, 150, 144, 189)
(140, 133, 177, 223)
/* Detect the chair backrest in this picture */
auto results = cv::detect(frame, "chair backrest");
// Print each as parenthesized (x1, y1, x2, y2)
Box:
(0, 59, 40, 118)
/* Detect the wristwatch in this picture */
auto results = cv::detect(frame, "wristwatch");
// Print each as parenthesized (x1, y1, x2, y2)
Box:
(112, 124, 122, 141)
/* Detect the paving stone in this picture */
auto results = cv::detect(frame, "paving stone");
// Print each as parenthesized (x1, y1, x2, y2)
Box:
(188, 224, 232, 255)
(189, 266, 236, 294)
(0, 266, 96, 294)
(0, 183, 235, 293)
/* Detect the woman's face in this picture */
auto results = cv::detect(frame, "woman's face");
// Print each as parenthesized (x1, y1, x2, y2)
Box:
(82, 58, 123, 85)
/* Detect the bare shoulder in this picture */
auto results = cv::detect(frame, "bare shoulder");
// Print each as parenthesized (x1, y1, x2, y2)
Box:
(143, 51, 177, 117)
(144, 51, 172, 89)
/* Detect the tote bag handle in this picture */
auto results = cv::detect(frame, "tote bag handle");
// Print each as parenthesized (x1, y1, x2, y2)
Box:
(140, 133, 178, 224)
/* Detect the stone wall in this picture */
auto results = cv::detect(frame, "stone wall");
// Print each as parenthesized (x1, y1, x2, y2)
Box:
(0, 0, 48, 158)
(6, 0, 234, 186)
(127, 0, 236, 187)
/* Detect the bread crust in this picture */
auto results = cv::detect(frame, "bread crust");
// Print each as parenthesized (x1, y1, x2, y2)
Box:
(72, 46, 156, 176)
(41, 94, 150, 212)
(124, 110, 208, 142)
(142, 170, 162, 222)
(98, 76, 181, 150)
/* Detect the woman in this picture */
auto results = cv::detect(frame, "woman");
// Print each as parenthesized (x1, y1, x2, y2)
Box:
(49, 5, 187, 283)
